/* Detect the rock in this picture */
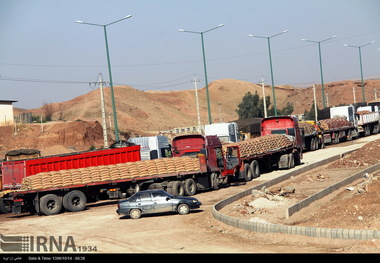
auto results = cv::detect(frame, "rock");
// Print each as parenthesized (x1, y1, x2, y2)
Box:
(252, 189, 265, 198)
(279, 186, 295, 196)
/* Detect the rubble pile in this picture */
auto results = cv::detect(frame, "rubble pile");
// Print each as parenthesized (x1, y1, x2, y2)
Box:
(21, 157, 201, 190)
(224, 134, 293, 158)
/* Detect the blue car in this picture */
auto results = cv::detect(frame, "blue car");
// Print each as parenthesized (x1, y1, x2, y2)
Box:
(116, 190, 202, 219)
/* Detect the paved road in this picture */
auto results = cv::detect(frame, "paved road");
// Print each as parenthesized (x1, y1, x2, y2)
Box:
(255, 133, 380, 181)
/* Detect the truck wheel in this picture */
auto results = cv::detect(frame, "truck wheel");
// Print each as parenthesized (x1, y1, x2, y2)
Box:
(243, 163, 253, 181)
(129, 208, 142, 219)
(39, 194, 62, 216)
(288, 153, 295, 169)
(63, 190, 87, 212)
(0, 198, 11, 214)
(177, 203, 190, 215)
(211, 172, 220, 190)
(183, 178, 197, 196)
(167, 181, 184, 196)
(250, 160, 260, 178)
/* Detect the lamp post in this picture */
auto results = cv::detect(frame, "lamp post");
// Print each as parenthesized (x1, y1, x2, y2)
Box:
(76, 15, 132, 141)
(249, 30, 288, 116)
(344, 40, 375, 103)
(179, 24, 224, 124)
(301, 35, 336, 108)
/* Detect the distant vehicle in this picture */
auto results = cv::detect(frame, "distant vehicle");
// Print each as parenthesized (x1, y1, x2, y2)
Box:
(116, 190, 202, 219)
(128, 136, 171, 160)
(204, 122, 239, 143)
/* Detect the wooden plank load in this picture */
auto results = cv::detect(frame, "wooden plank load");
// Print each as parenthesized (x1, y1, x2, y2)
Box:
(21, 157, 200, 190)
(319, 118, 351, 131)
(223, 134, 293, 158)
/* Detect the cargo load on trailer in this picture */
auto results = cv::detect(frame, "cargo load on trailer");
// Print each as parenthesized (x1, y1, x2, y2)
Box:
(223, 134, 293, 158)
(20, 157, 201, 191)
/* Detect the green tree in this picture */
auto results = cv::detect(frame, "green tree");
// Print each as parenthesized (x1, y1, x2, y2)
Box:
(236, 91, 270, 119)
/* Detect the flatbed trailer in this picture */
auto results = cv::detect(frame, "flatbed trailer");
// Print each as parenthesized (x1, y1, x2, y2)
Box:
(4, 156, 209, 216)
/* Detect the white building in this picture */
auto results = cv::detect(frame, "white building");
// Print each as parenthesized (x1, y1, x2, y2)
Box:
(0, 100, 17, 126)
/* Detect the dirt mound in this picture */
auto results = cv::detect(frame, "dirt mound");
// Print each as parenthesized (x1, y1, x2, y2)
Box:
(0, 121, 105, 158)
(326, 138, 380, 168)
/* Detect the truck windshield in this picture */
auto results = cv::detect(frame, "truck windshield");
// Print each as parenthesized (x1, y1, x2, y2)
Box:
(271, 130, 287, 135)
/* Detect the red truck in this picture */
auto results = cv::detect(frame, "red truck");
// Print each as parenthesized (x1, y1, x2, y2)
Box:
(0, 146, 141, 213)
(221, 116, 303, 182)
(1, 135, 228, 216)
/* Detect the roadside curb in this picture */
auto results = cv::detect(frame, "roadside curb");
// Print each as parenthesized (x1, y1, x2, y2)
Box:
(212, 151, 380, 240)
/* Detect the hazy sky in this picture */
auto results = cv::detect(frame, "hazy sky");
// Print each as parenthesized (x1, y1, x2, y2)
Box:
(1, 0, 379, 109)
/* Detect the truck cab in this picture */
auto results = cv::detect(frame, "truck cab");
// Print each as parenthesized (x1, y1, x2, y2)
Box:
(204, 122, 239, 143)
(260, 116, 303, 150)
(128, 136, 171, 160)
(171, 134, 225, 171)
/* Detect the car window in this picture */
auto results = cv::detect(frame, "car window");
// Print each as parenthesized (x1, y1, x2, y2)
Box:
(137, 192, 152, 202)
(152, 192, 168, 201)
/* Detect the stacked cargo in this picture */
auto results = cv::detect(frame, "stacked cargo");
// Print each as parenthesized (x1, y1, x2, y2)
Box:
(299, 122, 317, 135)
(223, 134, 293, 158)
(21, 157, 201, 190)
(319, 118, 351, 131)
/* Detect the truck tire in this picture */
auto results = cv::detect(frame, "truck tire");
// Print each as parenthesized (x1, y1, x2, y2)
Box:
(177, 203, 190, 215)
(250, 160, 260, 178)
(0, 198, 11, 214)
(288, 153, 295, 169)
(243, 163, 253, 182)
(183, 178, 197, 196)
(167, 181, 184, 196)
(39, 194, 62, 216)
(211, 172, 220, 190)
(63, 190, 87, 213)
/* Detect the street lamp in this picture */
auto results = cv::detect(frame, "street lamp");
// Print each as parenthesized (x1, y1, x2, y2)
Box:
(344, 41, 375, 103)
(249, 30, 288, 116)
(179, 24, 224, 124)
(76, 15, 132, 141)
(301, 35, 336, 108)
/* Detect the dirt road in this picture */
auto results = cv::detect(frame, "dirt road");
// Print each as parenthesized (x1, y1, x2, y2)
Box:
(1, 134, 380, 253)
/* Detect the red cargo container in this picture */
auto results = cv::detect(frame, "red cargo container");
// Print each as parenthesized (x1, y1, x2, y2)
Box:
(1, 145, 141, 190)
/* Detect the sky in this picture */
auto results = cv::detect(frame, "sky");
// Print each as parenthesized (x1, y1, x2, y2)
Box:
(0, 0, 379, 109)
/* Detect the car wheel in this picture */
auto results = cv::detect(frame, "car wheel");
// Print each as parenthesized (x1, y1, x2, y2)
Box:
(129, 209, 142, 219)
(177, 203, 190, 215)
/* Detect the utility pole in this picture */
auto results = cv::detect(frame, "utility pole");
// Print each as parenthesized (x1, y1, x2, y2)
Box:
(192, 76, 202, 133)
(353, 86, 357, 104)
(313, 84, 318, 122)
(90, 73, 109, 148)
(261, 78, 268, 118)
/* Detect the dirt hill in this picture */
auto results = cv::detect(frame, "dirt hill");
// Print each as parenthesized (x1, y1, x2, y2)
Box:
(0, 121, 105, 158)
(16, 79, 302, 136)
(10, 78, 380, 150)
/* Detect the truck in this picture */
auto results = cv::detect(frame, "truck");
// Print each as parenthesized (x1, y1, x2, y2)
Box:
(219, 116, 303, 183)
(204, 122, 239, 143)
(3, 131, 305, 216)
(0, 145, 141, 213)
(298, 121, 325, 151)
(356, 106, 380, 136)
(2, 135, 229, 216)
(128, 136, 172, 160)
